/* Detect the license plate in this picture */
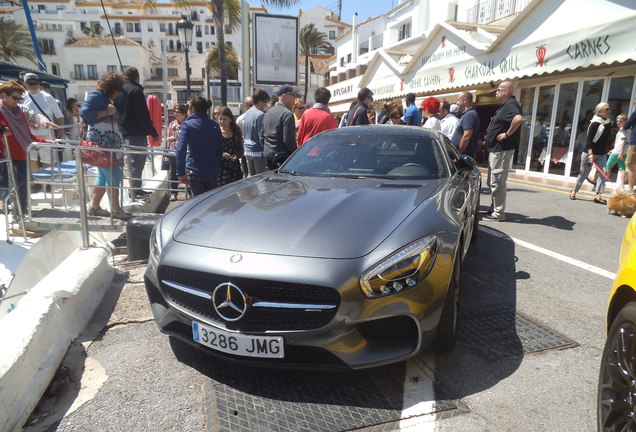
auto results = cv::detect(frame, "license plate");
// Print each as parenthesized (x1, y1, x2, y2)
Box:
(192, 321, 284, 358)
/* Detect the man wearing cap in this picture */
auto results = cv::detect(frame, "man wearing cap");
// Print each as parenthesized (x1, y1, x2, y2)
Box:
(440, 101, 460, 139)
(262, 84, 298, 169)
(21, 72, 64, 173)
(403, 92, 420, 126)
(451, 91, 480, 157)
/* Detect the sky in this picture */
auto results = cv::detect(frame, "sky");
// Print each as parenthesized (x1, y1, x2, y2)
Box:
(246, 0, 397, 24)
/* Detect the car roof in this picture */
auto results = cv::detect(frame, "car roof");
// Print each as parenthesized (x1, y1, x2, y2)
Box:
(319, 125, 443, 139)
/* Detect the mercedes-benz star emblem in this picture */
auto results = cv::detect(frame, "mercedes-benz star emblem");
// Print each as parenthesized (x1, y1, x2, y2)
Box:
(212, 283, 248, 322)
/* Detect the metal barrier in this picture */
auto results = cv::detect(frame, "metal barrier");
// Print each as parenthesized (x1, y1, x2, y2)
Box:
(18, 140, 177, 248)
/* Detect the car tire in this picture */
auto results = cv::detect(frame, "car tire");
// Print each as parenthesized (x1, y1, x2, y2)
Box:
(471, 188, 480, 243)
(598, 301, 636, 431)
(434, 252, 461, 353)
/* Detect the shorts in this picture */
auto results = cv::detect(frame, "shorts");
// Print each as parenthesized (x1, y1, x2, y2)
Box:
(606, 152, 626, 171)
(95, 166, 122, 187)
(29, 147, 55, 164)
(627, 145, 636, 168)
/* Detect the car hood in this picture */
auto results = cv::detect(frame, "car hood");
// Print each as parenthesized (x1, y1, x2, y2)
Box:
(172, 174, 441, 259)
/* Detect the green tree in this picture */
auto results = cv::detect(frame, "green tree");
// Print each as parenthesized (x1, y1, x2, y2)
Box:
(82, 22, 104, 37)
(143, 0, 299, 106)
(299, 23, 332, 101)
(0, 17, 37, 65)
(206, 43, 240, 80)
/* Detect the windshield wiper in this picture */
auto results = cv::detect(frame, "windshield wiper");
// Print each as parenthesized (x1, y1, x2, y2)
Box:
(278, 169, 306, 176)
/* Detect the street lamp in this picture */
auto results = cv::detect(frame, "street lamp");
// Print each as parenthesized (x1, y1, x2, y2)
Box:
(176, 14, 193, 100)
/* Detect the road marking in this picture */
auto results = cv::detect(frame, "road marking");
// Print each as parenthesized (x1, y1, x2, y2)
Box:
(399, 355, 438, 431)
(480, 225, 616, 280)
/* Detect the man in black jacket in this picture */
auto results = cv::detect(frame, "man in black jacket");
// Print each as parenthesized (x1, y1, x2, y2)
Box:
(346, 87, 373, 126)
(116, 67, 158, 200)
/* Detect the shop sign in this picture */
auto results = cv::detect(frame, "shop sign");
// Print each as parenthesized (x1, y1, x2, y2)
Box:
(421, 44, 467, 66)
(566, 35, 610, 60)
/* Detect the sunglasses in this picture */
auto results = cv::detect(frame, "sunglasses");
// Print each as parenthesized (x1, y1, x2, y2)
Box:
(496, 88, 508, 92)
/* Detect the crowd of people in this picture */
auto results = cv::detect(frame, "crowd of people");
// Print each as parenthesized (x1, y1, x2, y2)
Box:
(3, 71, 636, 225)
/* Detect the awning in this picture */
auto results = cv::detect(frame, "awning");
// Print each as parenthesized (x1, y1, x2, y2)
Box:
(329, 101, 354, 113)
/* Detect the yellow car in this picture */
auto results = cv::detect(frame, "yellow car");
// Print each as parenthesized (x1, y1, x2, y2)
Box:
(598, 213, 636, 430)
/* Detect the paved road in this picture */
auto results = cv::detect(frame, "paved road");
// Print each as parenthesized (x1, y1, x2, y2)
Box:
(24, 178, 626, 432)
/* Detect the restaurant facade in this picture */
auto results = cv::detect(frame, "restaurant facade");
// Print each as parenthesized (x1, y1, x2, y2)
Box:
(327, 0, 636, 181)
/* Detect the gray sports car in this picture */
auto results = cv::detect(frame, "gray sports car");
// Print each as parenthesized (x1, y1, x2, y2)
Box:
(145, 125, 481, 370)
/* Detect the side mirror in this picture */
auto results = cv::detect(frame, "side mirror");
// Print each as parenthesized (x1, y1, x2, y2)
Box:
(456, 154, 476, 170)
(272, 151, 290, 165)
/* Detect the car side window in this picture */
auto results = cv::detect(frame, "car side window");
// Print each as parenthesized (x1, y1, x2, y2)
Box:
(443, 138, 459, 174)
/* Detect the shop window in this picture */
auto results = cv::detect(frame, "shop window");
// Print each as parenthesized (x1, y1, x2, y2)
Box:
(529, 85, 555, 174)
(516, 87, 536, 170)
(546, 82, 578, 176)
(608, 76, 635, 124)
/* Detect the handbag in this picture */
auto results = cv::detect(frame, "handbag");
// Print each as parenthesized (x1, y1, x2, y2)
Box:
(79, 139, 115, 168)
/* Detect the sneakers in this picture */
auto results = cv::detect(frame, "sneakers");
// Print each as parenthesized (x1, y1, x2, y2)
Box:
(88, 206, 111, 217)
(112, 209, 133, 221)
(482, 214, 505, 222)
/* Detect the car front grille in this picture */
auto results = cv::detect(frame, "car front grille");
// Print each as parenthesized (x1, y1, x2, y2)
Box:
(157, 265, 340, 331)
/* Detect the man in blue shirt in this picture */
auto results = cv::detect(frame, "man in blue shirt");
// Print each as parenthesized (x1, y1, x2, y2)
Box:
(403, 92, 420, 126)
(451, 91, 480, 157)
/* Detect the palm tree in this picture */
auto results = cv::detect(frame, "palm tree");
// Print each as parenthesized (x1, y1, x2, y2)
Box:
(0, 17, 38, 65)
(299, 23, 332, 101)
(206, 43, 240, 80)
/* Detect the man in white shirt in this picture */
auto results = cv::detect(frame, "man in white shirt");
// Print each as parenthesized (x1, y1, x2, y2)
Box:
(440, 101, 460, 139)
(21, 73, 64, 171)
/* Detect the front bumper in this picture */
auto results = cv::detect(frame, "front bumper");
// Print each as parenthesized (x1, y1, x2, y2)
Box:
(144, 242, 453, 370)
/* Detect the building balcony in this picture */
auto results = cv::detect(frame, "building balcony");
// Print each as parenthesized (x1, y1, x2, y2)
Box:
(464, 0, 531, 25)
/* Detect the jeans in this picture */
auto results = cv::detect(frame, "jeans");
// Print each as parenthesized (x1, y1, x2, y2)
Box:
(189, 176, 218, 197)
(0, 159, 27, 212)
(246, 155, 267, 176)
(574, 153, 607, 195)
(488, 149, 515, 218)
(124, 135, 148, 196)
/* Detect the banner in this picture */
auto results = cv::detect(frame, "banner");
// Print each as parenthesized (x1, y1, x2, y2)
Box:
(254, 13, 298, 85)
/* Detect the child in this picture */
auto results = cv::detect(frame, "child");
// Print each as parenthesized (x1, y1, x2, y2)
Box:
(606, 114, 628, 190)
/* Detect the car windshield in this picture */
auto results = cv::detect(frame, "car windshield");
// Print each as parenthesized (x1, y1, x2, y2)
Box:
(281, 132, 450, 180)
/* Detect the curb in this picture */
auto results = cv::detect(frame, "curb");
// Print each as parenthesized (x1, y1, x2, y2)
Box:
(0, 246, 114, 432)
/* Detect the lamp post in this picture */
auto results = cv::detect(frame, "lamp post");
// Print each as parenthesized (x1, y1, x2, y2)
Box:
(176, 14, 193, 101)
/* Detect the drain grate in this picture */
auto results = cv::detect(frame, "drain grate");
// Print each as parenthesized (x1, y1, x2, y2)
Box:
(204, 361, 459, 432)
(458, 304, 578, 361)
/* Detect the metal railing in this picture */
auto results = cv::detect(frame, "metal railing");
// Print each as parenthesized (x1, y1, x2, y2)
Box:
(23, 140, 177, 248)
(464, 0, 531, 25)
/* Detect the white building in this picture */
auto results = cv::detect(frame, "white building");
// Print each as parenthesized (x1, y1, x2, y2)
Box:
(1, 0, 256, 107)
(327, 0, 636, 183)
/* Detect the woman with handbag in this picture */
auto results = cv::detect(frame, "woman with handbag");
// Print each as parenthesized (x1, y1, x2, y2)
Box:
(165, 104, 187, 200)
(570, 102, 613, 203)
(1, 80, 55, 214)
(79, 72, 131, 220)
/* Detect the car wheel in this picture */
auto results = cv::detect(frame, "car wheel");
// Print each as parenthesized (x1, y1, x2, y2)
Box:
(470, 190, 480, 243)
(598, 301, 636, 431)
(434, 252, 461, 353)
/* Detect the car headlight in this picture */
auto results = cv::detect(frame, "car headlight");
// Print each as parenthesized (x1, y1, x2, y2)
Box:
(360, 236, 438, 298)
(149, 223, 171, 258)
